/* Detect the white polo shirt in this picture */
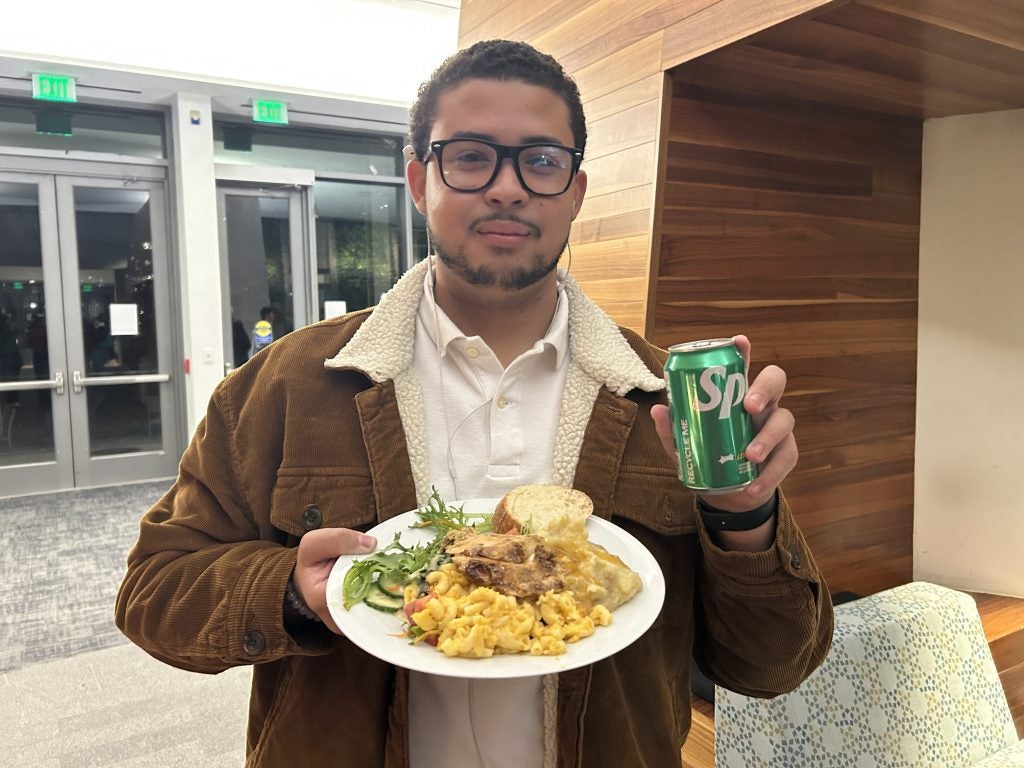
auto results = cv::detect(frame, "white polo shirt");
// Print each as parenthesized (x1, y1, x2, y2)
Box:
(408, 270, 570, 768)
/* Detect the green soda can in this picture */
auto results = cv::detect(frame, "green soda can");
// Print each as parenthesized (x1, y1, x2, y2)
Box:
(664, 338, 758, 494)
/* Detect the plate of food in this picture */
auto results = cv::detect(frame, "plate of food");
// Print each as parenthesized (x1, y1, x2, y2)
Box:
(325, 484, 666, 678)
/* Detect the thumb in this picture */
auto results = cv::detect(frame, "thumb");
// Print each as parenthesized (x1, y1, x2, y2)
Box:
(297, 527, 376, 568)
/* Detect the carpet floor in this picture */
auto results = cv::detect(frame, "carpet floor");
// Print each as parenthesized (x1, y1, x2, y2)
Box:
(1, 479, 174, 672)
(0, 480, 251, 766)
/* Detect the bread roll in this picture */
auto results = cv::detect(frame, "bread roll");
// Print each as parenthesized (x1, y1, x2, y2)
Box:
(492, 484, 592, 547)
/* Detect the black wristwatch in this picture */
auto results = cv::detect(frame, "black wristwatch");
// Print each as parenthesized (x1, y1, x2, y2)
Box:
(697, 491, 778, 531)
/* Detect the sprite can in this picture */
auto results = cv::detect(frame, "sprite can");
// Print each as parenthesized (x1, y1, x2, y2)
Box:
(664, 338, 758, 494)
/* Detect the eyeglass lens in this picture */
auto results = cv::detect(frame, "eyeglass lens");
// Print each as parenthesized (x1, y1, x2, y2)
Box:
(439, 140, 576, 196)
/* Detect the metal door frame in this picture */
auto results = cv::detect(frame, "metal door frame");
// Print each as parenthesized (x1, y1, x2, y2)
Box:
(55, 174, 180, 487)
(0, 171, 73, 494)
(215, 170, 314, 374)
(0, 158, 179, 496)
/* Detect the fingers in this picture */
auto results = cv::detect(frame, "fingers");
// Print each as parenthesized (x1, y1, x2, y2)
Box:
(650, 403, 678, 462)
(745, 364, 786, 424)
(731, 334, 751, 372)
(744, 409, 798, 498)
(294, 528, 377, 634)
(296, 527, 376, 568)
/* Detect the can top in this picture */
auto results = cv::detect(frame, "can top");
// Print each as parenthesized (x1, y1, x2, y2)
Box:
(667, 338, 735, 353)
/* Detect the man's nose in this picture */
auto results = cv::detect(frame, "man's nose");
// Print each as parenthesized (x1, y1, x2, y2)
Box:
(485, 158, 528, 204)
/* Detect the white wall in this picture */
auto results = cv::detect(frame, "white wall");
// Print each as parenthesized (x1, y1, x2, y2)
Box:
(915, 108, 1024, 598)
(0, 0, 459, 105)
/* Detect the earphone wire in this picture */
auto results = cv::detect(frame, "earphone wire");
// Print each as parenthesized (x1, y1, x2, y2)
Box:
(427, 240, 492, 500)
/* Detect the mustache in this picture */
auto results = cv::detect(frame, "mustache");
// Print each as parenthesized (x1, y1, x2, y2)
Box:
(469, 213, 541, 238)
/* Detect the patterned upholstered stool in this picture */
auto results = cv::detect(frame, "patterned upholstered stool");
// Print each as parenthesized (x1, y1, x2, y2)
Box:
(714, 581, 1024, 767)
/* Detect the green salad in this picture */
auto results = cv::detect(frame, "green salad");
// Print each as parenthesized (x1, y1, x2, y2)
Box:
(341, 489, 492, 612)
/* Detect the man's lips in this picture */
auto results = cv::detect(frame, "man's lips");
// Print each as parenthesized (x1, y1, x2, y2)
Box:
(471, 216, 541, 243)
(477, 223, 531, 236)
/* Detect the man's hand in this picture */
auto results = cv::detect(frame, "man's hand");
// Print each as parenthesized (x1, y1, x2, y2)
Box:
(651, 335, 798, 514)
(292, 528, 376, 634)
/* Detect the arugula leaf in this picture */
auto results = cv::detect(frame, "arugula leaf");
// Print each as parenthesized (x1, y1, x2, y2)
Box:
(341, 488, 491, 611)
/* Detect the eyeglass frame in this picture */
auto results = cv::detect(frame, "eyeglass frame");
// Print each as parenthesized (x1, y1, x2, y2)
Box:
(425, 138, 584, 197)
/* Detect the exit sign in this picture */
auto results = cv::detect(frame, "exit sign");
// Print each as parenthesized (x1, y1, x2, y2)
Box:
(32, 73, 77, 103)
(252, 99, 288, 125)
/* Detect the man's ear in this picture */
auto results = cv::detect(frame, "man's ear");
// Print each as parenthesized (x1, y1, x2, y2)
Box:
(570, 169, 588, 220)
(406, 156, 428, 215)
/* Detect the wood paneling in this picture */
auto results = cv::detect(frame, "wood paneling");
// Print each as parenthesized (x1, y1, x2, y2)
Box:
(681, 695, 715, 768)
(973, 593, 1024, 674)
(661, 0, 846, 69)
(681, 1, 1024, 120)
(658, 52, 922, 595)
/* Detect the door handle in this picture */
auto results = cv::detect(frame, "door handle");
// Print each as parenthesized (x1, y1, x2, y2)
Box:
(0, 372, 65, 395)
(72, 371, 170, 394)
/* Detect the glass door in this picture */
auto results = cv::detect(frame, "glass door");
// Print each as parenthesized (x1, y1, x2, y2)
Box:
(217, 186, 310, 372)
(0, 174, 71, 492)
(0, 171, 179, 496)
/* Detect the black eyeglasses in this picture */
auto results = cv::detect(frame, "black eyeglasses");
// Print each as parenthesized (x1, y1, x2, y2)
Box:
(426, 139, 583, 197)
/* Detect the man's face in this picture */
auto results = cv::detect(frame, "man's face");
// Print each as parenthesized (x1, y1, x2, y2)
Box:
(407, 78, 587, 295)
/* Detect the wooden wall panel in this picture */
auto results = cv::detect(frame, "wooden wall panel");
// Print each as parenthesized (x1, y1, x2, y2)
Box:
(860, 0, 1024, 51)
(656, 63, 922, 598)
(660, 0, 846, 69)
(575, 143, 657, 200)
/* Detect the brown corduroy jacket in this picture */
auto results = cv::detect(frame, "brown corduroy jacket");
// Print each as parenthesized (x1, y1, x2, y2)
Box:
(115, 261, 833, 767)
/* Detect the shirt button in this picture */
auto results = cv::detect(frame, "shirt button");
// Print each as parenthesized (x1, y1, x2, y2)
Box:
(466, 346, 479, 358)
(497, 397, 508, 409)
(302, 505, 322, 530)
(243, 630, 265, 655)
(791, 549, 802, 568)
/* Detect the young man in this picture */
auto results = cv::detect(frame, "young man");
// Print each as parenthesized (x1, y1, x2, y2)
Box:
(116, 40, 832, 767)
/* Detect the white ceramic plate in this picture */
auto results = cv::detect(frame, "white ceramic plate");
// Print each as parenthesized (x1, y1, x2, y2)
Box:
(325, 498, 666, 679)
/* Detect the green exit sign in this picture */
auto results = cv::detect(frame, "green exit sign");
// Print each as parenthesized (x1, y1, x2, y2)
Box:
(252, 99, 288, 125)
(32, 73, 77, 103)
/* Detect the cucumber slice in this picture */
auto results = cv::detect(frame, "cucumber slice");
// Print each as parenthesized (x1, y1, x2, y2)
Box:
(364, 585, 404, 613)
(377, 570, 408, 595)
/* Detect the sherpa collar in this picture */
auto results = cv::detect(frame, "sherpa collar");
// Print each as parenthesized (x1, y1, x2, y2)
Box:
(323, 258, 664, 396)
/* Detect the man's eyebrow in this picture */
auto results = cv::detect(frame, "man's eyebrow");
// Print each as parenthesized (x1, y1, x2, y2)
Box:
(442, 131, 571, 146)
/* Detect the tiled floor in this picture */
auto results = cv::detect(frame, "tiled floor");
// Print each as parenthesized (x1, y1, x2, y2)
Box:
(0, 481, 250, 766)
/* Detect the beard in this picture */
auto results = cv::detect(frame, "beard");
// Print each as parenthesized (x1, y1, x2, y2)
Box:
(428, 223, 566, 292)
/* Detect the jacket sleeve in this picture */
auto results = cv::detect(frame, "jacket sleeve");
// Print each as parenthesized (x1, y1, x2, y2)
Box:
(691, 490, 834, 698)
(114, 381, 340, 674)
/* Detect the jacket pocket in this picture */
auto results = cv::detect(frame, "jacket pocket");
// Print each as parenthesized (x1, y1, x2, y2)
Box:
(611, 466, 697, 536)
(269, 467, 376, 537)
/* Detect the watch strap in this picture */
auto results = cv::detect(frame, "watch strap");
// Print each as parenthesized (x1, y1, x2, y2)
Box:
(697, 491, 778, 532)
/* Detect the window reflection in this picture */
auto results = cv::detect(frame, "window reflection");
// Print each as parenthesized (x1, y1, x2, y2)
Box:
(315, 181, 403, 317)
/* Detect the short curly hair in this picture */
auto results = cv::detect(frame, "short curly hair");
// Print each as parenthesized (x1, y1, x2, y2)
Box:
(408, 39, 587, 162)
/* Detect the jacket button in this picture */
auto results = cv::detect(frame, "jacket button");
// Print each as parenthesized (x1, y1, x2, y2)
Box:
(243, 630, 265, 655)
(302, 505, 322, 530)
(791, 549, 802, 568)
